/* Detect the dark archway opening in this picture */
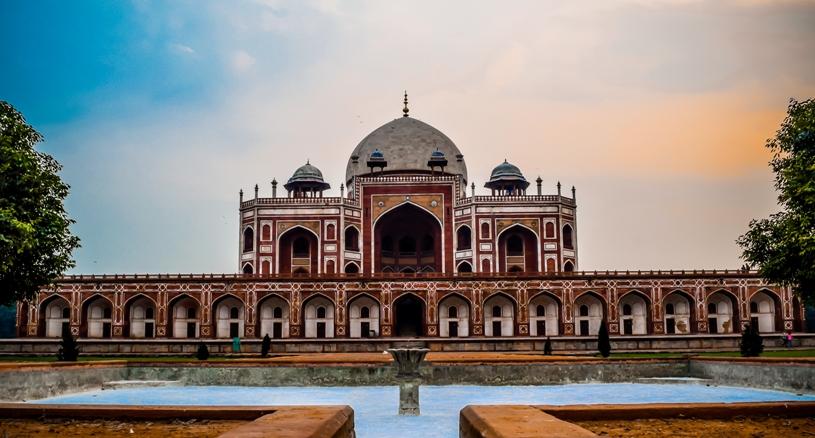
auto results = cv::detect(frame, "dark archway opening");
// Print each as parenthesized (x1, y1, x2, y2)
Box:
(375, 204, 442, 273)
(394, 295, 423, 337)
(497, 225, 539, 273)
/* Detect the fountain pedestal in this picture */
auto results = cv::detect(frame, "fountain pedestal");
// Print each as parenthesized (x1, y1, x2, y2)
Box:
(387, 348, 429, 416)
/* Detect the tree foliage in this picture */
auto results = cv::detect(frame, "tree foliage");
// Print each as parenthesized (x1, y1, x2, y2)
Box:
(56, 324, 80, 362)
(0, 101, 80, 306)
(196, 341, 210, 360)
(597, 320, 611, 358)
(261, 333, 271, 358)
(739, 323, 764, 357)
(738, 99, 815, 306)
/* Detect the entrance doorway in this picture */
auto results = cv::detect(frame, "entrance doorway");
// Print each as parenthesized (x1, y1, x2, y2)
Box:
(666, 318, 675, 334)
(623, 319, 633, 335)
(229, 323, 239, 338)
(317, 322, 326, 338)
(448, 321, 458, 337)
(395, 296, 423, 337)
(579, 320, 589, 337)
(273, 322, 282, 338)
(186, 322, 196, 338)
(536, 320, 545, 337)
(361, 322, 370, 338)
(492, 321, 502, 337)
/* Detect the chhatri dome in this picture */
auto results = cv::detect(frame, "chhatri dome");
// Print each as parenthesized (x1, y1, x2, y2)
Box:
(284, 160, 330, 196)
(345, 93, 468, 185)
(484, 159, 530, 195)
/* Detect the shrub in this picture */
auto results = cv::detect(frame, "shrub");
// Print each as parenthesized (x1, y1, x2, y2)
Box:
(56, 324, 79, 362)
(543, 337, 553, 355)
(196, 341, 210, 360)
(740, 323, 764, 357)
(597, 320, 611, 358)
(261, 334, 271, 358)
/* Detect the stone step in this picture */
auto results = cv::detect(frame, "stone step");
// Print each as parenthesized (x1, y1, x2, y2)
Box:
(635, 377, 714, 385)
(102, 380, 182, 390)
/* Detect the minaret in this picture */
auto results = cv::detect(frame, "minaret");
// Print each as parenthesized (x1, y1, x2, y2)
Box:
(536, 176, 542, 195)
(239, 189, 244, 204)
(557, 181, 561, 197)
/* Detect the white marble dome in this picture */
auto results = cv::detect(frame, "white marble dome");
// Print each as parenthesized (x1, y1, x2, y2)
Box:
(345, 116, 468, 184)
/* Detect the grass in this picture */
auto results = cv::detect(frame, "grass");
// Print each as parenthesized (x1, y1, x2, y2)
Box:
(599, 350, 815, 358)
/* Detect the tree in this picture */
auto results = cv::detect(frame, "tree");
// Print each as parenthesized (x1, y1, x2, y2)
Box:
(261, 333, 271, 358)
(737, 99, 815, 306)
(597, 320, 611, 358)
(196, 341, 210, 360)
(0, 101, 80, 306)
(739, 323, 764, 357)
(56, 324, 80, 362)
(543, 337, 553, 355)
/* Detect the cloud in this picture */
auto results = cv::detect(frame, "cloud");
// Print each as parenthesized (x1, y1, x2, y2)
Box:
(232, 50, 256, 71)
(170, 43, 194, 53)
(33, 0, 815, 274)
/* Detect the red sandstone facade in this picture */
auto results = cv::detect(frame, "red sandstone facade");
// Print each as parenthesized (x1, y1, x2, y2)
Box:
(15, 100, 807, 341)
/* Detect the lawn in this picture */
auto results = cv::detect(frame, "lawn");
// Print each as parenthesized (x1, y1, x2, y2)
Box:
(599, 350, 815, 358)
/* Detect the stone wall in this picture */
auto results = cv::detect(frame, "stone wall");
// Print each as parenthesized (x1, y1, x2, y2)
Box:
(0, 362, 127, 402)
(2, 333, 813, 356)
(689, 358, 815, 394)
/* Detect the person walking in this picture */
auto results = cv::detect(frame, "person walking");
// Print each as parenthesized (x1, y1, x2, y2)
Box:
(786, 332, 794, 348)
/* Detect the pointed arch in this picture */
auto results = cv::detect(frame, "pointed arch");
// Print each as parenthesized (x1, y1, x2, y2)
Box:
(169, 293, 201, 339)
(393, 292, 426, 337)
(439, 293, 471, 338)
(258, 293, 290, 339)
(348, 293, 381, 338)
(618, 290, 650, 335)
(39, 294, 71, 338)
(663, 289, 695, 334)
(81, 294, 114, 338)
(278, 224, 320, 274)
(529, 291, 561, 336)
(303, 293, 336, 339)
(484, 292, 516, 337)
(125, 294, 158, 338)
(706, 289, 741, 334)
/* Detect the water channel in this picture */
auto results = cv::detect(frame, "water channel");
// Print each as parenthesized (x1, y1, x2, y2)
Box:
(32, 383, 815, 437)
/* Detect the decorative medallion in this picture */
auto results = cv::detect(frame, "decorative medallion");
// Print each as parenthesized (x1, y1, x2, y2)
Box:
(609, 324, 618, 333)
(113, 326, 122, 336)
(157, 327, 166, 336)
(337, 326, 346, 336)
(427, 325, 437, 335)
(291, 326, 300, 336)
(382, 325, 392, 336)
(201, 326, 211, 336)
(430, 200, 438, 208)
(518, 324, 528, 334)
(246, 327, 254, 336)
(377, 201, 385, 208)
(473, 325, 483, 335)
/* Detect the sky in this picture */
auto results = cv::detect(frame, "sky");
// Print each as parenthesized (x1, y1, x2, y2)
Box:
(1, 0, 814, 274)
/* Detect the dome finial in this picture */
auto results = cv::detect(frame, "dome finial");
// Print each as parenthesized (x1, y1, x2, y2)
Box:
(403, 91, 409, 117)
(306, 159, 310, 165)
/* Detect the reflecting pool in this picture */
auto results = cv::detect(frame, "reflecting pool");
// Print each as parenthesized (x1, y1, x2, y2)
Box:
(32, 384, 815, 438)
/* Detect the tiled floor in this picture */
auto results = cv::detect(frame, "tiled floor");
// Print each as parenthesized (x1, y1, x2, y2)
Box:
(32, 384, 815, 438)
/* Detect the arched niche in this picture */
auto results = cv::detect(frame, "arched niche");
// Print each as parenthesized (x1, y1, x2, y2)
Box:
(497, 225, 539, 273)
(749, 290, 780, 333)
(126, 295, 157, 338)
(259, 295, 290, 339)
(349, 295, 380, 338)
(484, 294, 515, 337)
(83, 295, 113, 338)
(214, 295, 245, 339)
(374, 204, 442, 274)
(439, 295, 470, 337)
(663, 291, 693, 334)
(170, 295, 200, 339)
(529, 293, 559, 336)
(574, 293, 604, 336)
(304, 295, 335, 339)
(279, 226, 319, 274)
(707, 291, 739, 334)
(619, 292, 649, 335)
(40, 295, 71, 338)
